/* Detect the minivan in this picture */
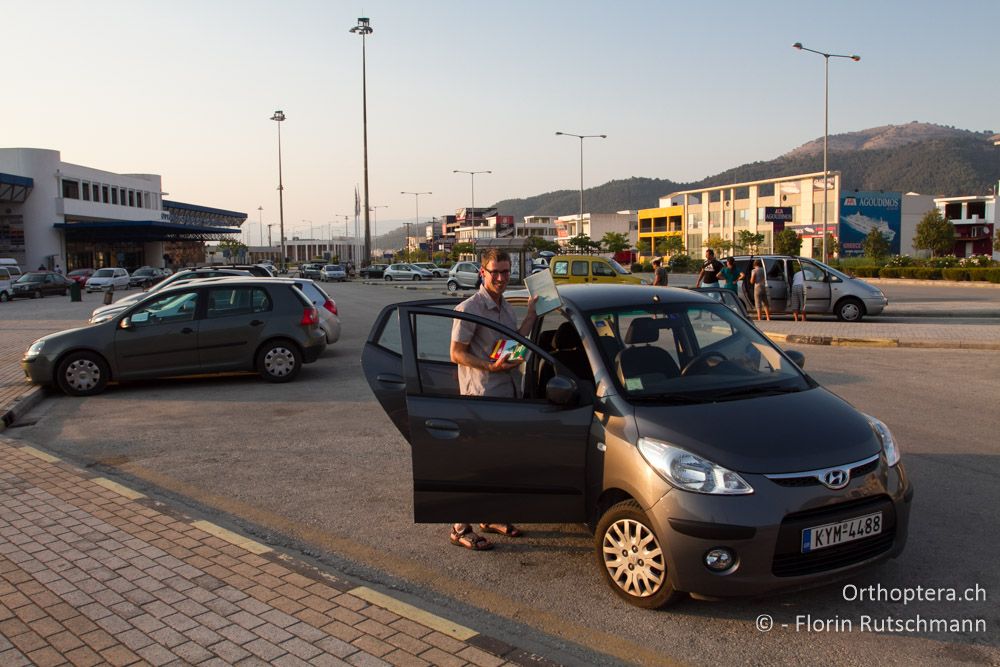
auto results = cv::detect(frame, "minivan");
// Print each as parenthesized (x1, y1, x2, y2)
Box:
(550, 255, 645, 285)
(0, 258, 22, 279)
(730, 255, 887, 322)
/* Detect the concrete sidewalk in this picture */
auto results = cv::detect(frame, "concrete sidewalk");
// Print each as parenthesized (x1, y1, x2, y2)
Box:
(0, 437, 552, 667)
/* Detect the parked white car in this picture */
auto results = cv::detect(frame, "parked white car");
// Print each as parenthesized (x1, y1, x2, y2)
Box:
(85, 267, 130, 292)
(383, 264, 433, 281)
(0, 267, 12, 302)
(321, 264, 348, 282)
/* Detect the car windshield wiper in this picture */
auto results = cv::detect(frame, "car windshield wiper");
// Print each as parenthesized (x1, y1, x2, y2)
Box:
(712, 383, 805, 400)
(628, 393, 712, 405)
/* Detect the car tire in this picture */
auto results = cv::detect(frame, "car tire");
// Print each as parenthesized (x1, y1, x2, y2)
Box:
(33, 289, 43, 299)
(412, 275, 420, 281)
(447, 280, 459, 293)
(256, 339, 302, 383)
(0, 291, 9, 302)
(594, 500, 684, 609)
(384, 275, 393, 281)
(56, 351, 110, 396)
(835, 297, 865, 322)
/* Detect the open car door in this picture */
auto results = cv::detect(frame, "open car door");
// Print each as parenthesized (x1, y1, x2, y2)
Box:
(363, 299, 593, 524)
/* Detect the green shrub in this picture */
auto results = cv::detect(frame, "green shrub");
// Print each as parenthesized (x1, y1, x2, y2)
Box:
(668, 254, 693, 272)
(879, 267, 942, 279)
(641, 262, 653, 273)
(850, 266, 882, 278)
(885, 254, 914, 267)
(630, 262, 644, 274)
(926, 255, 959, 268)
(941, 268, 970, 281)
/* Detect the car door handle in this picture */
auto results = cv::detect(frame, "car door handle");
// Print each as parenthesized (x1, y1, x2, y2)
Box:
(250, 319, 264, 326)
(375, 373, 405, 386)
(424, 419, 460, 439)
(181, 327, 194, 334)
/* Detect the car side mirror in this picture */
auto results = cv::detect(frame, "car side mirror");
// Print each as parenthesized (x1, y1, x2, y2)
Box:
(546, 375, 579, 406)
(119, 317, 132, 330)
(785, 349, 805, 369)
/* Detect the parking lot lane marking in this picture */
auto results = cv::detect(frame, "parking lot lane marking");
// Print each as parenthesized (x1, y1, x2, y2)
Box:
(191, 519, 272, 554)
(92, 476, 146, 499)
(20, 446, 60, 463)
(350, 586, 478, 640)
(112, 462, 679, 666)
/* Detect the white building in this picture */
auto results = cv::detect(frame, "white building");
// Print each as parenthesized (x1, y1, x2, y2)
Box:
(0, 147, 245, 271)
(934, 190, 997, 258)
(556, 211, 638, 247)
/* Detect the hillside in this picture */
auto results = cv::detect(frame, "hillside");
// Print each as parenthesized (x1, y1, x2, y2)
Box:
(495, 123, 1000, 220)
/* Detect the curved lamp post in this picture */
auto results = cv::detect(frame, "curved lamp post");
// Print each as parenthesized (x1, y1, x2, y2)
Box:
(792, 42, 860, 264)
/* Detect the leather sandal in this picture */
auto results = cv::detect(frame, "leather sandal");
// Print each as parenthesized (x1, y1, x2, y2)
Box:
(450, 526, 493, 551)
(479, 523, 523, 538)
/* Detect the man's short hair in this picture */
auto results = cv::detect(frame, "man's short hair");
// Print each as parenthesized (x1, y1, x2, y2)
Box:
(480, 248, 511, 266)
(705, 248, 715, 256)
(652, 258, 662, 266)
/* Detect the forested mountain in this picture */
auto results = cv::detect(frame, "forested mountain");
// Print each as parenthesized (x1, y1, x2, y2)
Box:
(495, 123, 1000, 220)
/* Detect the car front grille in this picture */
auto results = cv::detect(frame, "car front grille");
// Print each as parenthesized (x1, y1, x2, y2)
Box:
(772, 496, 896, 577)
(766, 455, 880, 488)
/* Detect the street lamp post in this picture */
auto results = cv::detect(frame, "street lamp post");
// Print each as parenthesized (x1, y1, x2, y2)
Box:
(792, 42, 860, 264)
(350, 17, 374, 264)
(556, 131, 606, 240)
(270, 110, 287, 272)
(453, 171, 490, 242)
(267, 224, 277, 263)
(257, 206, 264, 247)
(369, 205, 388, 259)
(401, 191, 431, 263)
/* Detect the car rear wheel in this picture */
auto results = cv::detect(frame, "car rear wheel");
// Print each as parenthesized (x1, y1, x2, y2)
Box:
(0, 291, 8, 302)
(33, 289, 43, 299)
(447, 280, 459, 293)
(384, 275, 393, 281)
(835, 297, 865, 322)
(256, 339, 301, 382)
(595, 500, 683, 609)
(56, 351, 109, 396)
(411, 275, 420, 281)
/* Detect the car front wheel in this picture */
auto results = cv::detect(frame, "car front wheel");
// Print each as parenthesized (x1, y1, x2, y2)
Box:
(447, 280, 459, 293)
(384, 275, 393, 281)
(256, 339, 302, 382)
(412, 275, 420, 281)
(836, 297, 865, 322)
(594, 500, 683, 609)
(0, 291, 8, 302)
(56, 351, 110, 396)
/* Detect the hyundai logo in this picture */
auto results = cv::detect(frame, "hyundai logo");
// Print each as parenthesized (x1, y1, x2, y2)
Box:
(820, 468, 850, 490)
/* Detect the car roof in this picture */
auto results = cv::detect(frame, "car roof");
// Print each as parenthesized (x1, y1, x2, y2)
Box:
(512, 283, 718, 311)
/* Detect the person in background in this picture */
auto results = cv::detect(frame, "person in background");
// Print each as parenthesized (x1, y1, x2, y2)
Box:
(652, 258, 669, 287)
(719, 257, 743, 292)
(789, 262, 807, 322)
(750, 259, 771, 321)
(54, 264, 63, 275)
(448, 248, 537, 550)
(695, 248, 723, 287)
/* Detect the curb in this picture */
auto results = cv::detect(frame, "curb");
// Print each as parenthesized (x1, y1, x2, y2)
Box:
(0, 385, 44, 432)
(765, 332, 1000, 351)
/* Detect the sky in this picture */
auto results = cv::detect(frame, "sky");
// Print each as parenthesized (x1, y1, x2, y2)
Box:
(7, 0, 1000, 242)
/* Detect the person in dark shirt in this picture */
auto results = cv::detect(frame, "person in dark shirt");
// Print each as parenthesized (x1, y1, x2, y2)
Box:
(696, 249, 723, 287)
(652, 258, 669, 286)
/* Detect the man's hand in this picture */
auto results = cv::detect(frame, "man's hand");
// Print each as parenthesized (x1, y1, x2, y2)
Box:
(489, 355, 524, 372)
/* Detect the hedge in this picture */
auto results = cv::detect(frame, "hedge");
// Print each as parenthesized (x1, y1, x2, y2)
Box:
(879, 267, 942, 279)
(842, 265, 1000, 282)
(941, 268, 1000, 283)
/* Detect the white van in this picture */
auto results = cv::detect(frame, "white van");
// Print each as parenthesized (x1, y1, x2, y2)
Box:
(0, 258, 22, 279)
(0, 267, 12, 302)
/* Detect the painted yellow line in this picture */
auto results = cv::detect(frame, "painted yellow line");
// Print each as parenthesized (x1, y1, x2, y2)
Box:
(20, 446, 60, 463)
(350, 586, 477, 640)
(92, 477, 146, 499)
(191, 519, 272, 555)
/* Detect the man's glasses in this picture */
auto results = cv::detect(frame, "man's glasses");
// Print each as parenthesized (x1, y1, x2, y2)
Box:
(483, 268, 511, 278)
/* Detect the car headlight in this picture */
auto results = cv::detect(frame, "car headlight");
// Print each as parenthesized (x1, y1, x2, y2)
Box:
(25, 340, 45, 360)
(865, 414, 900, 467)
(637, 437, 753, 495)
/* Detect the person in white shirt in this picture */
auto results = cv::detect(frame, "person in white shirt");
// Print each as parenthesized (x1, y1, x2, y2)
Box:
(789, 264, 806, 321)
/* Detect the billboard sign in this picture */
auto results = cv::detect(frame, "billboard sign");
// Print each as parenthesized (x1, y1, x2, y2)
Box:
(764, 207, 794, 223)
(839, 192, 901, 256)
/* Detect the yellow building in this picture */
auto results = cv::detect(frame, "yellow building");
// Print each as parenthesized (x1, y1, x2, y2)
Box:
(636, 205, 683, 262)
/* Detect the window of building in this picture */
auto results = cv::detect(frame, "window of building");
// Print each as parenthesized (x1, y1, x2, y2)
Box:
(111, 188, 118, 205)
(102, 185, 109, 203)
(709, 211, 721, 227)
(736, 208, 750, 227)
(81, 181, 90, 201)
(687, 233, 702, 252)
(967, 201, 986, 219)
(944, 203, 962, 220)
(61, 179, 80, 199)
(128, 190, 135, 207)
(688, 212, 703, 229)
(143, 192, 150, 208)
(119, 188, 126, 205)
(92, 184, 100, 201)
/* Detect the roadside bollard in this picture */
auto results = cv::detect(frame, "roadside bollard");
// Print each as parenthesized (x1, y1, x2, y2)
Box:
(69, 281, 82, 302)
(103, 285, 114, 305)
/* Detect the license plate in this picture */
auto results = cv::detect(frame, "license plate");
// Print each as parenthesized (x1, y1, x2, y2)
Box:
(801, 511, 882, 553)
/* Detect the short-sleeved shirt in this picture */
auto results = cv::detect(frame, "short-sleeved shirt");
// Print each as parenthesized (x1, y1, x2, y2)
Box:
(719, 266, 738, 291)
(451, 286, 519, 397)
(653, 266, 669, 286)
(701, 258, 722, 284)
(792, 271, 805, 288)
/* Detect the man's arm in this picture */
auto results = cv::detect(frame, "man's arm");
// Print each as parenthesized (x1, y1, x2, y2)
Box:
(451, 340, 522, 372)
(517, 296, 538, 337)
(695, 266, 705, 288)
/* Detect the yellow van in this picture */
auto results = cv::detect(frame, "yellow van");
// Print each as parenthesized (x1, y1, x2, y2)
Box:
(549, 255, 645, 285)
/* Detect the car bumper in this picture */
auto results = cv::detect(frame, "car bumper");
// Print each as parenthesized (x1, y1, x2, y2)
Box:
(301, 330, 327, 363)
(21, 355, 56, 385)
(863, 296, 887, 316)
(645, 461, 912, 598)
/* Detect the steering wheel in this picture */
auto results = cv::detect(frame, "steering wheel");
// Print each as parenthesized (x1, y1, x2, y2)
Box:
(681, 351, 728, 376)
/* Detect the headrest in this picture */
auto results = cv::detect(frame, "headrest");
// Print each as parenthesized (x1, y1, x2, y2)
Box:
(624, 317, 660, 345)
(554, 321, 581, 350)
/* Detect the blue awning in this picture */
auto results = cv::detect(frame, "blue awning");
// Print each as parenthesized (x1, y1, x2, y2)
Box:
(0, 172, 33, 203)
(55, 219, 239, 241)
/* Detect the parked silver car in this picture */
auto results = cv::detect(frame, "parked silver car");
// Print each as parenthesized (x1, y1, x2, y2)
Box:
(446, 261, 480, 293)
(410, 262, 448, 278)
(730, 255, 887, 322)
(383, 263, 433, 281)
(321, 264, 348, 282)
(90, 268, 252, 323)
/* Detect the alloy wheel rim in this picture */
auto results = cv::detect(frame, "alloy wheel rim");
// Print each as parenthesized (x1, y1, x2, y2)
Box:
(264, 347, 295, 376)
(65, 359, 100, 391)
(843, 304, 861, 320)
(602, 518, 665, 598)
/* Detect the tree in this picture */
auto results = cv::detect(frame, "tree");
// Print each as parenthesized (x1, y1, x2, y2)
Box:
(568, 233, 598, 253)
(863, 228, 890, 260)
(913, 208, 955, 257)
(735, 230, 765, 255)
(526, 236, 560, 254)
(636, 238, 651, 255)
(451, 242, 475, 261)
(655, 235, 685, 257)
(217, 238, 248, 262)
(774, 229, 803, 256)
(703, 235, 733, 255)
(600, 231, 630, 254)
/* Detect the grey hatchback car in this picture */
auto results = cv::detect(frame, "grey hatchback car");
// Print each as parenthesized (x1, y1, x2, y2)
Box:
(23, 278, 326, 395)
(362, 285, 911, 608)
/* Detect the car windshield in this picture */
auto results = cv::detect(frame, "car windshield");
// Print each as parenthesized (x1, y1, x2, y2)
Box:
(134, 268, 153, 276)
(93, 269, 115, 277)
(69, 269, 89, 276)
(608, 258, 631, 275)
(587, 302, 812, 403)
(325, 265, 342, 270)
(17, 274, 45, 283)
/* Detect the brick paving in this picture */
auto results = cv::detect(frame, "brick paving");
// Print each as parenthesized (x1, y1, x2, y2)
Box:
(0, 438, 534, 666)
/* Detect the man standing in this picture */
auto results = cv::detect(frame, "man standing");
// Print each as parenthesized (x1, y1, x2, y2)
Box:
(651, 258, 669, 286)
(695, 248, 723, 287)
(448, 248, 537, 550)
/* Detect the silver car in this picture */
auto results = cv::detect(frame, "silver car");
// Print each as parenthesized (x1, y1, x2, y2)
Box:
(383, 263, 433, 281)
(410, 262, 448, 278)
(320, 264, 347, 282)
(446, 261, 480, 293)
(90, 268, 252, 323)
(730, 255, 887, 322)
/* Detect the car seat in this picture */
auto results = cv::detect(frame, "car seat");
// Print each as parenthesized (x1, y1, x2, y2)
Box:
(614, 318, 680, 389)
(537, 322, 593, 392)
